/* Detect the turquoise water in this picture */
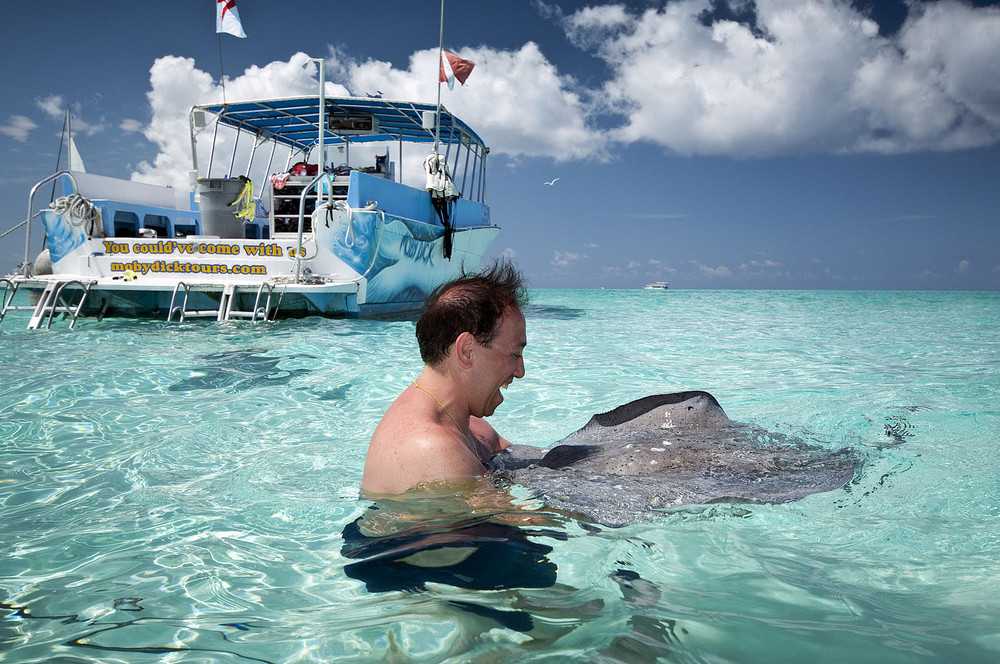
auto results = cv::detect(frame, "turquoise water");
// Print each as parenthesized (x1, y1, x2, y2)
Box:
(1, 289, 998, 662)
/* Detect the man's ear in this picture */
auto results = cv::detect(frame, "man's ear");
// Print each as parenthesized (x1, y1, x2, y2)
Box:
(454, 332, 477, 369)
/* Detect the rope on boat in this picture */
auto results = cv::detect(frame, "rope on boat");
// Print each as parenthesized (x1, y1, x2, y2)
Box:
(315, 201, 385, 279)
(0, 218, 29, 240)
(341, 200, 379, 250)
(359, 210, 386, 279)
(51, 194, 101, 234)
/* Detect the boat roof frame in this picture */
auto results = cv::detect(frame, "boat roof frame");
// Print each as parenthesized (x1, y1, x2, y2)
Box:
(192, 95, 487, 154)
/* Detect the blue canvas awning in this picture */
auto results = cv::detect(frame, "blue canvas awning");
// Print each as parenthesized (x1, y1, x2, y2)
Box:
(193, 96, 486, 153)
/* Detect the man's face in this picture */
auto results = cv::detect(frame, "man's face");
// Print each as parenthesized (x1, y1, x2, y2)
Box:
(472, 306, 526, 418)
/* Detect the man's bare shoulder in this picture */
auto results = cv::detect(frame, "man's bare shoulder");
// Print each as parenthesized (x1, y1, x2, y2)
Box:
(361, 435, 483, 495)
(362, 400, 483, 495)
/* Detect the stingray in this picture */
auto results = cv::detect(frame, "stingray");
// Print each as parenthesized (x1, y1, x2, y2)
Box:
(490, 391, 857, 527)
(168, 349, 312, 393)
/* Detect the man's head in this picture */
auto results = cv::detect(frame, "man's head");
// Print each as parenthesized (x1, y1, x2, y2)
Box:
(416, 259, 528, 366)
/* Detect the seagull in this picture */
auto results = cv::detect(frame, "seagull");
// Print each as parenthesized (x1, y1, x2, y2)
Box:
(544, 178, 560, 186)
(365, 90, 383, 98)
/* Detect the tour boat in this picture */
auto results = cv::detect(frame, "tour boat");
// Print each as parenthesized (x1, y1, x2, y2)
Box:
(1, 95, 498, 328)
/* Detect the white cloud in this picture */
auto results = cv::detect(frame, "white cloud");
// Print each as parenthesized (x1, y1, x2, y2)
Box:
(564, 0, 1000, 156)
(956, 259, 971, 274)
(551, 250, 588, 267)
(741, 259, 782, 269)
(36, 95, 104, 136)
(131, 56, 218, 189)
(0, 115, 37, 142)
(119, 119, 143, 133)
(131, 53, 343, 189)
(850, 2, 1000, 152)
(128, 1, 1000, 188)
(319, 42, 602, 161)
(36, 95, 66, 119)
(132, 44, 601, 189)
(428, 44, 602, 161)
(692, 261, 733, 278)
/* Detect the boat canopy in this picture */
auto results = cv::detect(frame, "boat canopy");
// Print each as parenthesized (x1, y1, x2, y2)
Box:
(192, 96, 486, 153)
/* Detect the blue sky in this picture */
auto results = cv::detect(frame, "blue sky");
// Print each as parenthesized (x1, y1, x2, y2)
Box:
(2, 0, 998, 289)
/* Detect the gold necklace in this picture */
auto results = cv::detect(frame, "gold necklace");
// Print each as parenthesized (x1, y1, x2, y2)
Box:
(412, 380, 481, 461)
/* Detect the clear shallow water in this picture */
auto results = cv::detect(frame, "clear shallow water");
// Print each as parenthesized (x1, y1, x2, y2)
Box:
(1, 289, 998, 662)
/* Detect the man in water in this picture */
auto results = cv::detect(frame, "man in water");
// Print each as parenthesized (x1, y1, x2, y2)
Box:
(361, 259, 528, 495)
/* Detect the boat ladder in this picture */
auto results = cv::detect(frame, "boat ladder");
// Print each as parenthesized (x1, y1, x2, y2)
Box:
(167, 282, 278, 323)
(0, 278, 24, 325)
(25, 279, 95, 330)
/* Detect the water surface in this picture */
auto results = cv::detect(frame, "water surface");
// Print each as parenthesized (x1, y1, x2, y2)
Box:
(1, 289, 998, 662)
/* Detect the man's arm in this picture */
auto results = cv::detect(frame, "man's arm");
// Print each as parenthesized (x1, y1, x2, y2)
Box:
(470, 416, 511, 454)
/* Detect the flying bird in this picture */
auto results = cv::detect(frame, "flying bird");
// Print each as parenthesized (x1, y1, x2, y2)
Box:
(544, 178, 560, 186)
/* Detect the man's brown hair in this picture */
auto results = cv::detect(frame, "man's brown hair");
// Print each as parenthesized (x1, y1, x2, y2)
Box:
(416, 258, 528, 365)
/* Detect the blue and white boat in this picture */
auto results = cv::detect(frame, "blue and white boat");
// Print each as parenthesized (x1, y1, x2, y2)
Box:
(1, 94, 498, 328)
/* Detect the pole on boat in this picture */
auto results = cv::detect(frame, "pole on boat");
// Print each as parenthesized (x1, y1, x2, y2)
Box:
(318, 57, 326, 178)
(49, 109, 69, 205)
(303, 57, 326, 177)
(217, 34, 228, 104)
(433, 0, 445, 155)
(303, 56, 327, 213)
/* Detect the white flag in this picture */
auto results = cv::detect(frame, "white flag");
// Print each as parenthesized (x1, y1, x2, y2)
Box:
(217, 0, 247, 38)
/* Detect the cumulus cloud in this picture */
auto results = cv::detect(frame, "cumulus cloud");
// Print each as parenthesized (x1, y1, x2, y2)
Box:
(132, 53, 337, 189)
(850, 1, 1000, 152)
(132, 44, 600, 189)
(562, 0, 1000, 156)
(129, 0, 1000, 188)
(353, 43, 603, 161)
(0, 115, 37, 142)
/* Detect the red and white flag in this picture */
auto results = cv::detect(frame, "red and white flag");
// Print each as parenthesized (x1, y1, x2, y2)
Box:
(439, 50, 475, 90)
(217, 0, 247, 38)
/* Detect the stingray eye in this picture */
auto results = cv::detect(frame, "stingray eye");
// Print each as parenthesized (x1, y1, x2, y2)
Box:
(687, 406, 693, 410)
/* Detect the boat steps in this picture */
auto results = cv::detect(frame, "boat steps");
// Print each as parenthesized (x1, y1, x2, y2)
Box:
(167, 281, 279, 323)
(0, 278, 25, 325)
(6, 279, 96, 330)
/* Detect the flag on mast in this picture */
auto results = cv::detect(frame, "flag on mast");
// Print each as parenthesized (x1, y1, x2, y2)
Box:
(439, 50, 475, 90)
(217, 0, 247, 38)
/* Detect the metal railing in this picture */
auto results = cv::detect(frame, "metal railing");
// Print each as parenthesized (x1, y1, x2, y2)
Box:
(294, 172, 336, 284)
(14, 171, 82, 277)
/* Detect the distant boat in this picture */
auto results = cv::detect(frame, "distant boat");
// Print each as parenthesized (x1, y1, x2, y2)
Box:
(643, 281, 669, 290)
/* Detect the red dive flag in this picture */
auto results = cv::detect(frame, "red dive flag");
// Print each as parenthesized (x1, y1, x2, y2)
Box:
(439, 50, 475, 90)
(217, 0, 247, 38)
